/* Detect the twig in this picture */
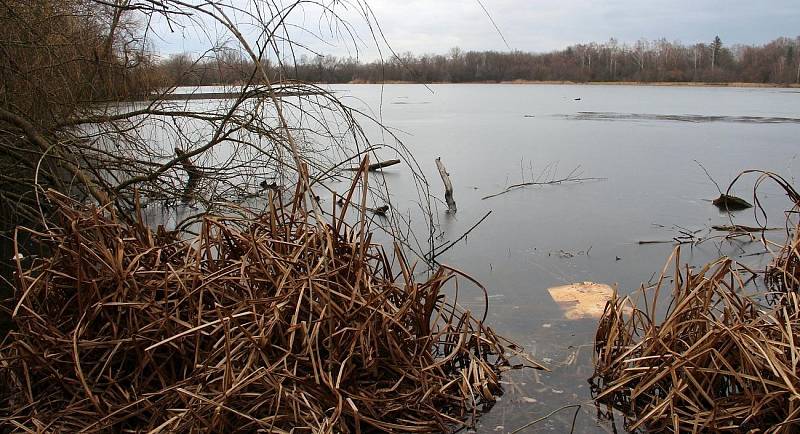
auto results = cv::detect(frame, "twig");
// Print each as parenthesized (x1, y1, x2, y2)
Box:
(482, 177, 606, 200)
(510, 404, 582, 433)
(432, 210, 492, 259)
(694, 160, 722, 195)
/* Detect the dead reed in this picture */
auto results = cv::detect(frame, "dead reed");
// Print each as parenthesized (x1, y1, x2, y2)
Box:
(0, 166, 535, 433)
(766, 220, 800, 295)
(592, 172, 800, 433)
(592, 252, 800, 432)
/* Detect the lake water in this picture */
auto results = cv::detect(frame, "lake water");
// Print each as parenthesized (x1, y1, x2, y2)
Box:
(6, 84, 798, 432)
(320, 84, 800, 432)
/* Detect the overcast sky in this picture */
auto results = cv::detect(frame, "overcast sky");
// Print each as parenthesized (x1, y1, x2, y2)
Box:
(153, 0, 800, 59)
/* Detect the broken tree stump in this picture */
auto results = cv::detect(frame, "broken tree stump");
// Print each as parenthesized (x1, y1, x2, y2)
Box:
(175, 148, 202, 203)
(436, 157, 456, 214)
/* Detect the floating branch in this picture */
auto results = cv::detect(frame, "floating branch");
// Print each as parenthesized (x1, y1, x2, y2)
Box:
(711, 224, 780, 232)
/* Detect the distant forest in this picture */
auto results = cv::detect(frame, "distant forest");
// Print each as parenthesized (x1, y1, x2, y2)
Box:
(160, 36, 800, 86)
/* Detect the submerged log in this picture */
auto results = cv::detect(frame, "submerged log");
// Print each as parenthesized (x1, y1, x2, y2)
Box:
(436, 157, 456, 214)
(712, 194, 753, 211)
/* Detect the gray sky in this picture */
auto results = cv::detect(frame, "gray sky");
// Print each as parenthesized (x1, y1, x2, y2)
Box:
(153, 0, 800, 59)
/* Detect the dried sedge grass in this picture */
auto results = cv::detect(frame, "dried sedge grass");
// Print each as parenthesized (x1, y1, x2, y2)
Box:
(592, 173, 800, 433)
(766, 222, 800, 295)
(0, 167, 536, 433)
(592, 252, 800, 433)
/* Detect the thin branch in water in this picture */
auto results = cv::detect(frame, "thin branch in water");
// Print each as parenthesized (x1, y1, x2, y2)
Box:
(432, 210, 492, 260)
(482, 173, 606, 200)
(694, 159, 722, 195)
(510, 404, 583, 434)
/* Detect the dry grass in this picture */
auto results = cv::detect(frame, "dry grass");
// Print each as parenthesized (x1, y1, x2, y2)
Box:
(767, 223, 800, 295)
(0, 164, 538, 433)
(591, 172, 800, 433)
(592, 252, 800, 433)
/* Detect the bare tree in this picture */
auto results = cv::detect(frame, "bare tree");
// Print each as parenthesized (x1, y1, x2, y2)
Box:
(0, 0, 436, 265)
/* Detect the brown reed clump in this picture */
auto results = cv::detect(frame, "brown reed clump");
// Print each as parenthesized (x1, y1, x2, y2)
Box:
(766, 223, 800, 295)
(0, 175, 534, 432)
(591, 171, 800, 433)
(591, 250, 800, 433)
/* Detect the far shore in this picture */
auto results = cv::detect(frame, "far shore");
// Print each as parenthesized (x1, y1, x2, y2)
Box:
(343, 79, 800, 88)
(160, 80, 800, 101)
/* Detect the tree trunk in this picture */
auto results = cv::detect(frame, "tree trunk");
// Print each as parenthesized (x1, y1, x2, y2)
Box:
(175, 148, 201, 203)
(796, 61, 800, 84)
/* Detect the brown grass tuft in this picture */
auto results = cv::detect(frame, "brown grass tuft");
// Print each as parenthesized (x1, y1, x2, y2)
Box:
(592, 172, 800, 433)
(0, 166, 537, 433)
(592, 252, 800, 433)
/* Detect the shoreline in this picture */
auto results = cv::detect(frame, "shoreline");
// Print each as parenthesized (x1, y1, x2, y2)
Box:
(155, 81, 800, 101)
(343, 79, 800, 89)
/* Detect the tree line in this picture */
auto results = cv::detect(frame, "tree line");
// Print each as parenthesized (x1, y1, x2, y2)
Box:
(1, 0, 159, 126)
(159, 36, 800, 86)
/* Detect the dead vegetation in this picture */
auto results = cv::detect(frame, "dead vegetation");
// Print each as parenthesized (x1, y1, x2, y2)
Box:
(591, 172, 800, 433)
(767, 225, 800, 294)
(592, 253, 800, 432)
(0, 2, 530, 431)
(0, 163, 539, 432)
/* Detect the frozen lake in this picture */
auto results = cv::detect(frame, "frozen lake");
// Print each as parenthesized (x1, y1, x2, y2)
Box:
(325, 83, 800, 432)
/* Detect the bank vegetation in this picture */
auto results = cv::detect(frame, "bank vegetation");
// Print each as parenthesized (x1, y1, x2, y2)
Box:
(161, 36, 800, 86)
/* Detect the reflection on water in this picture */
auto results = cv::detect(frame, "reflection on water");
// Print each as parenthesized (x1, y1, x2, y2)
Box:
(557, 111, 800, 124)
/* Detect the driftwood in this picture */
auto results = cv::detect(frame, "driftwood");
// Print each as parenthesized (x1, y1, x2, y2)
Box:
(344, 159, 401, 172)
(436, 157, 456, 214)
(432, 210, 492, 260)
(638, 225, 780, 245)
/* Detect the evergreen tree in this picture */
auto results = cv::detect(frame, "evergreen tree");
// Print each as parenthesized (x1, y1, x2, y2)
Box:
(712, 36, 723, 70)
